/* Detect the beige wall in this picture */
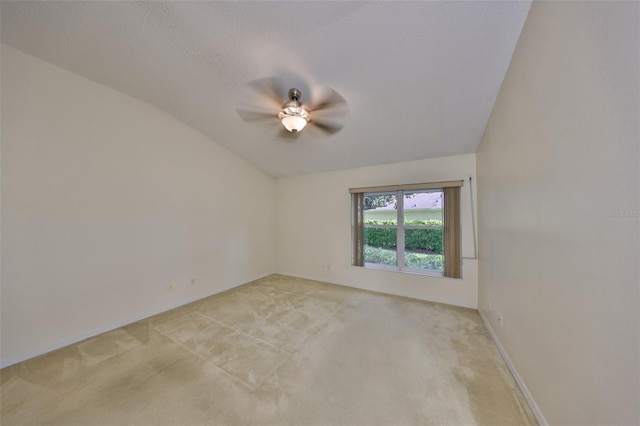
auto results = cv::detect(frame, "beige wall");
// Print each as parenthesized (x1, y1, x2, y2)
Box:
(476, 2, 639, 425)
(276, 154, 478, 308)
(1, 46, 277, 366)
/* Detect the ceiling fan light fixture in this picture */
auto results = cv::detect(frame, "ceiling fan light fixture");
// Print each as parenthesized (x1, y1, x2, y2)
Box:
(278, 106, 310, 132)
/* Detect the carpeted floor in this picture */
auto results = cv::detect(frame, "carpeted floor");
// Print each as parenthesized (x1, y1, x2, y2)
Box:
(0, 275, 537, 425)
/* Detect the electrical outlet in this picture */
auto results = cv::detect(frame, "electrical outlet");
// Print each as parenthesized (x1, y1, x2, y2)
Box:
(167, 283, 174, 292)
(498, 314, 503, 328)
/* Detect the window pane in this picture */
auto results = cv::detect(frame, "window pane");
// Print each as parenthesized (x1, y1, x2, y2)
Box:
(364, 228, 397, 266)
(364, 245, 398, 266)
(363, 192, 398, 266)
(403, 191, 443, 225)
(404, 228, 443, 271)
(363, 192, 397, 225)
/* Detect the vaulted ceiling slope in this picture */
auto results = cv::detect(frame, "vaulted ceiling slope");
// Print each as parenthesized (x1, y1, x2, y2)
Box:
(1, 1, 530, 177)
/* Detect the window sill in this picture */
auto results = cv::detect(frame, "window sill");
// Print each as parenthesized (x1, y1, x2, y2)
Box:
(362, 263, 444, 278)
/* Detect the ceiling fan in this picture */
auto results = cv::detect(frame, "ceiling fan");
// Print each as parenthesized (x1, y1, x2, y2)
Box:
(237, 78, 348, 136)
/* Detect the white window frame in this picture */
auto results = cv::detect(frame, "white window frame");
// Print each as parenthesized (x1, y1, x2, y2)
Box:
(363, 189, 444, 277)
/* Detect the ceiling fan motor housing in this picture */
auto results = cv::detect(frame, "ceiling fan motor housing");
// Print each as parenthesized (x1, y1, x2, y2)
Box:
(288, 88, 302, 101)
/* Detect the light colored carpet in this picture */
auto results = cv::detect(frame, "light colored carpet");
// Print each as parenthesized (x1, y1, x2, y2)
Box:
(0, 275, 537, 425)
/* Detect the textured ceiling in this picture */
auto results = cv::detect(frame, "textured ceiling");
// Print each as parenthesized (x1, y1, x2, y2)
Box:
(1, 1, 531, 177)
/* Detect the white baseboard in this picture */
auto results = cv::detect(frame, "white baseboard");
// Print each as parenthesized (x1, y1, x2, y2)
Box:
(276, 271, 478, 310)
(0, 272, 274, 369)
(479, 310, 548, 426)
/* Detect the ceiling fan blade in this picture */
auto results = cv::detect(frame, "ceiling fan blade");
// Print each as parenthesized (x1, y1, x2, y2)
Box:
(309, 87, 347, 112)
(311, 119, 343, 135)
(247, 77, 284, 108)
(236, 108, 276, 122)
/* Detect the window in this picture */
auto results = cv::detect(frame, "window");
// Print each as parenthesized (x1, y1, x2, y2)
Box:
(351, 181, 462, 278)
